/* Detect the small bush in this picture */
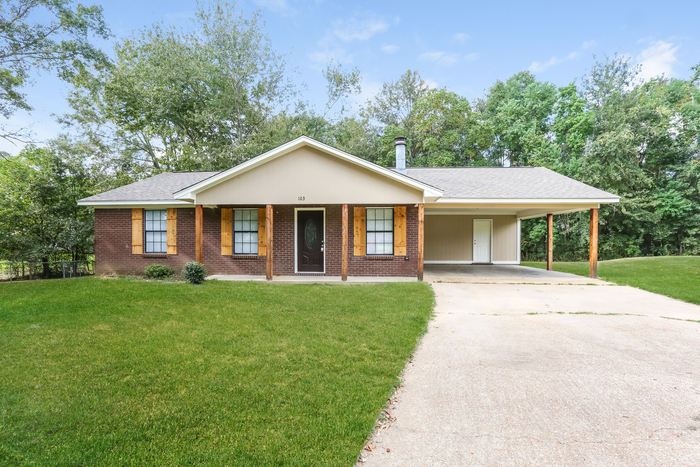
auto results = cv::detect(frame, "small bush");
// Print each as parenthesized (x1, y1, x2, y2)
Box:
(144, 263, 174, 279)
(182, 262, 206, 284)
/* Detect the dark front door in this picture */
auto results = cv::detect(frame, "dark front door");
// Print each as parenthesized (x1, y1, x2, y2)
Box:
(297, 210, 324, 272)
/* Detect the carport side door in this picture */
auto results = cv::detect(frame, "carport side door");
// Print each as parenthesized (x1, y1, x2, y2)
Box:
(473, 219, 492, 263)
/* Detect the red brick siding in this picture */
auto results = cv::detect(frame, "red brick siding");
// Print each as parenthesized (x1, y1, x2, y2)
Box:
(94, 204, 419, 277)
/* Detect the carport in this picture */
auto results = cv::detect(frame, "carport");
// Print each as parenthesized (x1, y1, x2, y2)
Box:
(405, 167, 620, 278)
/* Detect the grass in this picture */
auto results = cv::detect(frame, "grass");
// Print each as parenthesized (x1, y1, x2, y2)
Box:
(522, 256, 700, 305)
(0, 278, 434, 466)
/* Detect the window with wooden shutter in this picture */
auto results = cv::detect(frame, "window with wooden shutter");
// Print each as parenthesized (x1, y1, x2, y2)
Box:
(353, 207, 366, 256)
(131, 208, 143, 254)
(394, 206, 406, 256)
(258, 208, 266, 256)
(221, 208, 232, 255)
(167, 208, 177, 255)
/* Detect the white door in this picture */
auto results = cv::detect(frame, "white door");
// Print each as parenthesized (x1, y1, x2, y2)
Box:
(473, 220, 492, 263)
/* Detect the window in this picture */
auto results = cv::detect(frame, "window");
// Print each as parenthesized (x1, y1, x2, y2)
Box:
(234, 209, 258, 254)
(366, 207, 393, 255)
(145, 210, 167, 253)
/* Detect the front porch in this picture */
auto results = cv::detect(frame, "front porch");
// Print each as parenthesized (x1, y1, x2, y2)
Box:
(205, 274, 417, 283)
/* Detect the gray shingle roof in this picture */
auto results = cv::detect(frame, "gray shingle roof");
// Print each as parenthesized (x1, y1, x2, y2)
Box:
(405, 167, 618, 199)
(80, 171, 220, 202)
(80, 164, 618, 204)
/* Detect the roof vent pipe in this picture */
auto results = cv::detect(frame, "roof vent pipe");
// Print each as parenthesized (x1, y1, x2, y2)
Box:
(394, 136, 407, 175)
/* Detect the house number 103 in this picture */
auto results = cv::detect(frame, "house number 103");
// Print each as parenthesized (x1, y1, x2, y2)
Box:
(298, 196, 305, 201)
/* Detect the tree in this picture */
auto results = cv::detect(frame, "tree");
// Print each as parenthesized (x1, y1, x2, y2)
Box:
(362, 70, 430, 164)
(0, 0, 110, 145)
(65, 0, 296, 172)
(411, 88, 493, 166)
(0, 140, 97, 272)
(478, 71, 558, 166)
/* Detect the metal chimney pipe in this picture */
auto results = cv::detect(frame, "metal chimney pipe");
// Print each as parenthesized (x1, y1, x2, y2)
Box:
(394, 136, 406, 175)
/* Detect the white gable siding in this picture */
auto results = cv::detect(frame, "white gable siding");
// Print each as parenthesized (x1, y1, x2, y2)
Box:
(195, 146, 423, 205)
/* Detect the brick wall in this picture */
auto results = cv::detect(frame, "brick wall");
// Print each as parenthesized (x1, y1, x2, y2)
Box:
(95, 208, 198, 276)
(95, 204, 419, 277)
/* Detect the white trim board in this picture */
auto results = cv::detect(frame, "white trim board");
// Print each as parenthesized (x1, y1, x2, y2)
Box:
(79, 200, 194, 208)
(424, 261, 521, 265)
(294, 207, 326, 274)
(174, 136, 444, 201)
(517, 219, 522, 263)
(435, 197, 619, 204)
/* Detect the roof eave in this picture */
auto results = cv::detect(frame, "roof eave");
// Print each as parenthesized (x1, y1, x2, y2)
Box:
(433, 197, 620, 204)
(77, 199, 195, 208)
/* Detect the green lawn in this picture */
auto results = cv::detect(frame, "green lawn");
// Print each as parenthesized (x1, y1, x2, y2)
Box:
(0, 278, 434, 466)
(522, 256, 700, 305)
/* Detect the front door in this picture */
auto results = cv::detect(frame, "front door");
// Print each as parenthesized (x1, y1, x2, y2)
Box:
(297, 210, 324, 272)
(473, 219, 492, 263)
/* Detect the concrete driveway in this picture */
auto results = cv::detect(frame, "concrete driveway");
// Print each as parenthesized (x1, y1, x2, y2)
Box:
(361, 268, 700, 466)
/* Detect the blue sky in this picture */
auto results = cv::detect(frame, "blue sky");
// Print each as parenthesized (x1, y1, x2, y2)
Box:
(3, 0, 700, 154)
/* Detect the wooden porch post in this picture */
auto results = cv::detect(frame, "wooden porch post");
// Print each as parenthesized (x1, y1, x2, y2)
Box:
(341, 204, 348, 281)
(589, 208, 598, 278)
(546, 213, 553, 271)
(418, 204, 424, 281)
(195, 205, 203, 264)
(266, 204, 273, 281)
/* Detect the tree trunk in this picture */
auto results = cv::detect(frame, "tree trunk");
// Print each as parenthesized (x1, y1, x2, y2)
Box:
(42, 258, 51, 278)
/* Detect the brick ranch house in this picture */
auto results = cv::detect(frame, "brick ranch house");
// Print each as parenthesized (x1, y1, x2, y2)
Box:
(78, 136, 619, 280)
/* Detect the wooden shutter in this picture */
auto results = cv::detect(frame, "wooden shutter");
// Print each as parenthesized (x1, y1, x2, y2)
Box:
(167, 208, 177, 255)
(258, 208, 266, 256)
(394, 206, 407, 256)
(221, 208, 232, 256)
(131, 208, 143, 255)
(353, 207, 366, 256)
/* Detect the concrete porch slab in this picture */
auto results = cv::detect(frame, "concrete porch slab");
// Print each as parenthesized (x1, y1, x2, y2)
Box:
(206, 274, 417, 284)
(424, 264, 610, 285)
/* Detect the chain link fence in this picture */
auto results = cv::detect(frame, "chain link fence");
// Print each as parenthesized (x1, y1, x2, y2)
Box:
(0, 260, 95, 282)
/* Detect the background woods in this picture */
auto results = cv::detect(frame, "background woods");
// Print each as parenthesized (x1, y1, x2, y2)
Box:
(1, 0, 699, 262)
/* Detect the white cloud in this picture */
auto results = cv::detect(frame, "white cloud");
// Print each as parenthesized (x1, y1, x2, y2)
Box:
(252, 0, 296, 16)
(424, 78, 439, 89)
(382, 44, 399, 53)
(452, 33, 470, 44)
(637, 40, 680, 81)
(308, 47, 354, 65)
(464, 52, 478, 63)
(419, 51, 460, 65)
(582, 40, 597, 50)
(529, 51, 580, 73)
(353, 78, 382, 110)
(333, 14, 390, 42)
(529, 56, 561, 73)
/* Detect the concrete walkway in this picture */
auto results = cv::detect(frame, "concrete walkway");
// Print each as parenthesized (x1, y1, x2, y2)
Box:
(206, 274, 415, 283)
(361, 282, 700, 466)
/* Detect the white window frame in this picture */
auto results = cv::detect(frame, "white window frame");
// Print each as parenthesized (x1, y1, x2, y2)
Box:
(144, 209, 168, 254)
(366, 207, 394, 256)
(233, 208, 259, 255)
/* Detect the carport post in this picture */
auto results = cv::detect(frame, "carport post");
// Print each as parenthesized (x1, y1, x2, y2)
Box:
(195, 205, 203, 264)
(341, 204, 348, 281)
(589, 208, 598, 278)
(546, 213, 553, 271)
(418, 204, 424, 281)
(266, 204, 273, 281)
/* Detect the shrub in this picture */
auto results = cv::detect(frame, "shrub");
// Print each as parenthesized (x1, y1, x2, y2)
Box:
(182, 262, 206, 284)
(144, 263, 174, 279)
